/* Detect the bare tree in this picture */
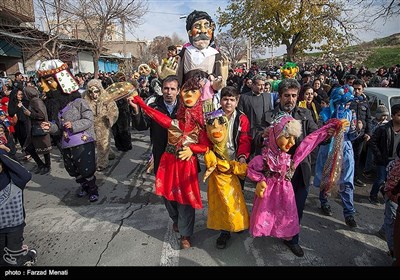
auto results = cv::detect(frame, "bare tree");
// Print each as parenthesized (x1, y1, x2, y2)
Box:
(135, 43, 154, 68)
(149, 36, 173, 64)
(216, 30, 265, 68)
(34, 0, 74, 58)
(171, 32, 184, 46)
(357, 0, 400, 23)
(66, 0, 148, 78)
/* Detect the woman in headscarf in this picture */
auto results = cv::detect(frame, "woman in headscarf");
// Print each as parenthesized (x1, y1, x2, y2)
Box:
(22, 86, 52, 175)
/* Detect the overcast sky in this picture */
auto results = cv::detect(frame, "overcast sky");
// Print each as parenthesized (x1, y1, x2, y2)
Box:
(131, 0, 400, 57)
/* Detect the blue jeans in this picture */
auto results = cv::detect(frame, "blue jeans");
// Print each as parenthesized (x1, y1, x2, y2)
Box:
(319, 182, 356, 218)
(316, 142, 355, 218)
(370, 165, 387, 197)
(383, 196, 397, 252)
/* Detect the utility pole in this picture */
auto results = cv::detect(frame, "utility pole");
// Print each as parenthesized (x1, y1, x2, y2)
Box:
(269, 45, 276, 67)
(121, 16, 130, 76)
(247, 37, 252, 69)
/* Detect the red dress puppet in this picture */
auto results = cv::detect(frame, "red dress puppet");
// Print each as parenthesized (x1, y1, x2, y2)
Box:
(131, 77, 211, 209)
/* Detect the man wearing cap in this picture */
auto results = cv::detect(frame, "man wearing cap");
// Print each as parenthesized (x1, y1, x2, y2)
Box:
(300, 71, 312, 86)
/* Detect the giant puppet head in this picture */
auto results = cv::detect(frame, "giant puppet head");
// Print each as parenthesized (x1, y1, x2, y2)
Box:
(36, 59, 79, 94)
(280, 62, 299, 79)
(186, 10, 215, 50)
(320, 85, 354, 122)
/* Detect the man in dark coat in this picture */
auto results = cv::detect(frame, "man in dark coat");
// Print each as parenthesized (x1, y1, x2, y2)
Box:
(130, 75, 196, 248)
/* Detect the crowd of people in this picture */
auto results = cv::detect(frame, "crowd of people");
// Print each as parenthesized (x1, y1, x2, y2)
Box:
(0, 9, 399, 267)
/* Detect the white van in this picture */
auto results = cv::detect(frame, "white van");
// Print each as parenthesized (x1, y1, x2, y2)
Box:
(364, 87, 400, 119)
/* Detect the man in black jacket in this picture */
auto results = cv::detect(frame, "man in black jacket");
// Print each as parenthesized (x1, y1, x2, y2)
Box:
(350, 79, 372, 187)
(131, 75, 196, 248)
(131, 75, 180, 174)
(369, 104, 400, 203)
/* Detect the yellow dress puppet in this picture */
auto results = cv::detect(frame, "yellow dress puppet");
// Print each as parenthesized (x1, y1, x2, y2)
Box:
(203, 109, 249, 248)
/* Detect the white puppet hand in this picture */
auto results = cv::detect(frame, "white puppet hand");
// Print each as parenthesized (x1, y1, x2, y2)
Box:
(158, 57, 179, 80)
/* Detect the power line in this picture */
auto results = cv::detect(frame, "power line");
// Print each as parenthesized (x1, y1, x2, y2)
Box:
(148, 11, 185, 16)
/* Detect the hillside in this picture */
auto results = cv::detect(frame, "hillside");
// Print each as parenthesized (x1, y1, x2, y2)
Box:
(297, 33, 400, 69)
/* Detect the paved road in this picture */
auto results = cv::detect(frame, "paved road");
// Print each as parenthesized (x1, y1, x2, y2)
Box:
(16, 130, 393, 267)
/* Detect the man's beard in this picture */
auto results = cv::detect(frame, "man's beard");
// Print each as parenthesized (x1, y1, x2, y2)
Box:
(283, 103, 295, 112)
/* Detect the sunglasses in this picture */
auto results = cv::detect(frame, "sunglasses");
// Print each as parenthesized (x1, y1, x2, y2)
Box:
(206, 116, 227, 126)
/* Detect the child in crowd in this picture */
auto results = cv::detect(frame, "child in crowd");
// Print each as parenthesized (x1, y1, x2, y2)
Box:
(0, 150, 37, 266)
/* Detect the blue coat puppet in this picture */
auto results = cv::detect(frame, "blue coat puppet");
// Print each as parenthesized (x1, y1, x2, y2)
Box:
(313, 85, 361, 221)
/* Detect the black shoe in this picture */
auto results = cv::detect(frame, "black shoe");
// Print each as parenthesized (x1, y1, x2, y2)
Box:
(40, 167, 50, 175)
(362, 171, 373, 180)
(76, 187, 88, 198)
(89, 194, 99, 202)
(354, 178, 366, 187)
(321, 204, 333, 216)
(216, 232, 231, 249)
(283, 240, 304, 257)
(369, 195, 380, 205)
(33, 166, 43, 174)
(17, 249, 37, 266)
(345, 216, 357, 228)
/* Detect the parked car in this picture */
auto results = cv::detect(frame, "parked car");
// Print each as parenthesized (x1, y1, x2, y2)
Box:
(364, 87, 400, 119)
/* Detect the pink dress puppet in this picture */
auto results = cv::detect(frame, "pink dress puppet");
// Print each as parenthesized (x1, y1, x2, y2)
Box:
(131, 77, 211, 209)
(247, 114, 344, 239)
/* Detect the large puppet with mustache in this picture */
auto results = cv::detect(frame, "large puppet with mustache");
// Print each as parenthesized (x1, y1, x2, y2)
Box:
(175, 10, 228, 102)
(247, 113, 347, 239)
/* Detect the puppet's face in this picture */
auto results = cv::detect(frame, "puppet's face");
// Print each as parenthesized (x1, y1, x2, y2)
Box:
(189, 19, 214, 50)
(180, 88, 201, 107)
(42, 76, 58, 93)
(206, 116, 228, 144)
(280, 63, 299, 79)
(138, 64, 151, 76)
(276, 134, 296, 152)
(132, 71, 140, 80)
(88, 86, 101, 101)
